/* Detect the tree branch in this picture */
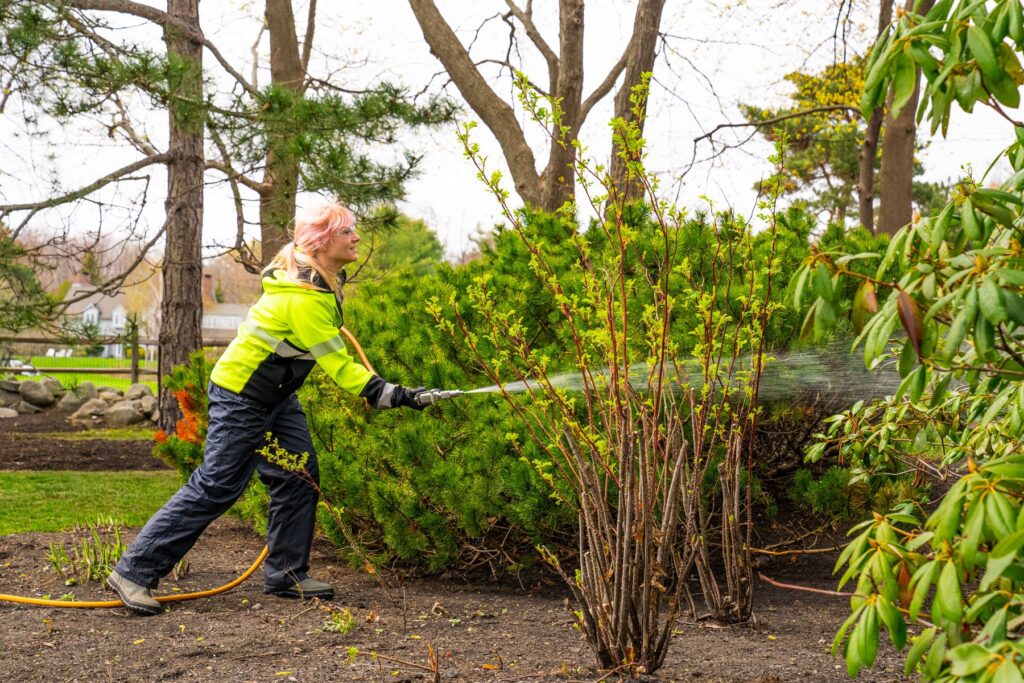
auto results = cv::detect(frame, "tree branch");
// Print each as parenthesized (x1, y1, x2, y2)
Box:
(112, 97, 162, 156)
(1, 153, 171, 233)
(300, 0, 317, 74)
(57, 208, 171, 310)
(251, 19, 266, 91)
(408, 0, 541, 204)
(67, 0, 259, 97)
(204, 159, 271, 194)
(209, 129, 261, 273)
(694, 105, 862, 147)
(504, 0, 558, 78)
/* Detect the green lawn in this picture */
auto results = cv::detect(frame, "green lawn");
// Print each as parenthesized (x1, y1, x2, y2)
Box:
(15, 356, 158, 392)
(12, 372, 158, 393)
(29, 356, 156, 369)
(0, 471, 180, 534)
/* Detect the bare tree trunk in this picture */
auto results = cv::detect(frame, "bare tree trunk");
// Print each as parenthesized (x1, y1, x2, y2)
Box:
(158, 0, 205, 432)
(876, 0, 933, 235)
(259, 0, 305, 264)
(538, 0, 585, 212)
(857, 0, 894, 233)
(408, 0, 542, 207)
(408, 0, 658, 213)
(608, 0, 666, 203)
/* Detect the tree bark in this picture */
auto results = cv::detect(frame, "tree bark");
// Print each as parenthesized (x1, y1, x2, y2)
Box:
(876, 0, 933, 235)
(608, 0, 666, 204)
(259, 0, 306, 264)
(408, 0, 542, 207)
(538, 0, 585, 211)
(856, 0, 893, 233)
(407, 0, 661, 213)
(158, 0, 205, 432)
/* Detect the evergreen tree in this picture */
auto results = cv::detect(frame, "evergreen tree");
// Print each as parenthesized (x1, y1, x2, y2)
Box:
(356, 213, 445, 280)
(0, 227, 56, 334)
(742, 58, 948, 229)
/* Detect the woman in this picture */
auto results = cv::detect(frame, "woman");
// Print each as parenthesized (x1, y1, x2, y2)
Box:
(107, 202, 430, 616)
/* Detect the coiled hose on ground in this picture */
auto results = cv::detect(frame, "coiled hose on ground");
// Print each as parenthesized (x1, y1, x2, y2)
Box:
(0, 326, 373, 610)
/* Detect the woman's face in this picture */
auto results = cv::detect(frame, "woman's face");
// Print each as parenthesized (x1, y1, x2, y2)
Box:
(319, 225, 360, 267)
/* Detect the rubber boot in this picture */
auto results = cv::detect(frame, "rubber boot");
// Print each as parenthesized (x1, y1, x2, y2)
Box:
(107, 570, 162, 616)
(265, 577, 334, 600)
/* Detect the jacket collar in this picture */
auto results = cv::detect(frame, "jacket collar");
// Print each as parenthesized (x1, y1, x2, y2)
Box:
(297, 267, 332, 292)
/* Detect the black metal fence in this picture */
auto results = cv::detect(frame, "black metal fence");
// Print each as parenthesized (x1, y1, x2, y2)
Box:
(0, 331, 230, 391)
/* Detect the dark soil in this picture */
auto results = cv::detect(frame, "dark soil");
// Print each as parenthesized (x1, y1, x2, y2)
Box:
(0, 423, 915, 682)
(0, 410, 166, 472)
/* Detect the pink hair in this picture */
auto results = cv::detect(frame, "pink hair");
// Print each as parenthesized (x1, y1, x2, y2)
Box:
(266, 201, 356, 296)
(293, 203, 356, 253)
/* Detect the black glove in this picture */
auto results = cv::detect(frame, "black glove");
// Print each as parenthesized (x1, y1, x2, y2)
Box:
(359, 376, 427, 411)
(393, 385, 427, 410)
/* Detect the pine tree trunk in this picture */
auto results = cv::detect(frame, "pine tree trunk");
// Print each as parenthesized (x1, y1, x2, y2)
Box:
(259, 0, 305, 264)
(158, 0, 205, 433)
(876, 0, 933, 235)
(857, 0, 894, 233)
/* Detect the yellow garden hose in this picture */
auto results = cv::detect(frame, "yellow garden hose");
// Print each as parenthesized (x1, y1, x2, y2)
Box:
(1, 326, 371, 610)
(0, 546, 269, 609)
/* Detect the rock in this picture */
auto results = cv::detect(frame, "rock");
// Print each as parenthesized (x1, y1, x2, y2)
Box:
(0, 389, 19, 408)
(19, 380, 55, 408)
(105, 400, 146, 427)
(125, 383, 154, 401)
(75, 381, 98, 400)
(98, 390, 123, 404)
(15, 400, 42, 414)
(70, 398, 109, 420)
(139, 394, 158, 417)
(41, 376, 66, 397)
(0, 407, 16, 418)
(96, 386, 124, 397)
(0, 378, 19, 392)
(58, 391, 86, 412)
(150, 408, 161, 424)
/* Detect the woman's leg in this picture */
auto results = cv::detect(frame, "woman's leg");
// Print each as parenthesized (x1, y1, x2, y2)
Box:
(114, 385, 269, 588)
(256, 392, 320, 590)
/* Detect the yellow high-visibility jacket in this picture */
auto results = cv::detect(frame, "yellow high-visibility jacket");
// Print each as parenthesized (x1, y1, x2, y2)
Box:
(211, 268, 374, 404)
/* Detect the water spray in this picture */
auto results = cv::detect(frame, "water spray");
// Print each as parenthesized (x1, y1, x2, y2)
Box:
(453, 339, 905, 409)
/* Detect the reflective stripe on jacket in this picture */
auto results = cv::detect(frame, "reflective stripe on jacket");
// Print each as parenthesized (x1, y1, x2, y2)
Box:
(210, 268, 373, 404)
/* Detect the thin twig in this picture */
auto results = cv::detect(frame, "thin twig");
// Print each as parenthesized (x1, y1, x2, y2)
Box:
(758, 572, 851, 597)
(750, 546, 838, 557)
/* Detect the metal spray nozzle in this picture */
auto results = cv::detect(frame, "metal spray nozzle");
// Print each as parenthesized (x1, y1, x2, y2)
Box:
(414, 388, 465, 406)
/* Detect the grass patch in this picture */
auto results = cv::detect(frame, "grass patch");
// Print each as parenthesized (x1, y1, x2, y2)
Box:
(0, 471, 180, 534)
(29, 356, 156, 369)
(32, 428, 157, 442)
(12, 373, 158, 393)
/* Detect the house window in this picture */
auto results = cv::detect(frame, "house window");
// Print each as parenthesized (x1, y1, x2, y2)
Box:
(83, 308, 99, 325)
(112, 311, 126, 329)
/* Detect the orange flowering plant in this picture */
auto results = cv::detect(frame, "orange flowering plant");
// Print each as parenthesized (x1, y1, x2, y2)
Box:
(152, 350, 211, 480)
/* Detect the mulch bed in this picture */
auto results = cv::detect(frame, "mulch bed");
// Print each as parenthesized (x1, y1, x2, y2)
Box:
(0, 410, 167, 471)
(0, 418, 914, 682)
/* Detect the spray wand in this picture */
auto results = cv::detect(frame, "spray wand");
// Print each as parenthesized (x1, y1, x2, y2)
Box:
(414, 388, 465, 406)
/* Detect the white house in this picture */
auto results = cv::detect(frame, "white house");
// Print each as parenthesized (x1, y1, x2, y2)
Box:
(200, 274, 249, 344)
(60, 273, 249, 356)
(63, 276, 138, 358)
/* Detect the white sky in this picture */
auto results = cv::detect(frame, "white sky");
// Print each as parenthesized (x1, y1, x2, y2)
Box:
(1, 0, 1019, 260)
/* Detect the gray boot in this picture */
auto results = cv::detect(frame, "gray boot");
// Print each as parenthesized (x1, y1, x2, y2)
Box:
(265, 577, 334, 600)
(107, 570, 162, 616)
